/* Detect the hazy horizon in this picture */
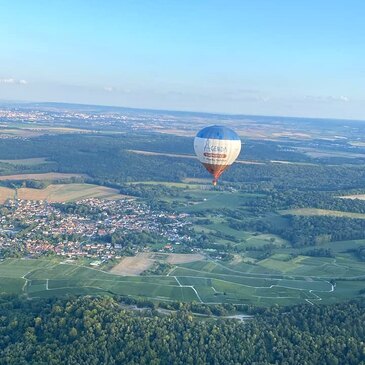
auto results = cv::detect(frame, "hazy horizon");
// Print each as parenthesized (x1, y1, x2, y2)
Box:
(2, 98, 365, 124)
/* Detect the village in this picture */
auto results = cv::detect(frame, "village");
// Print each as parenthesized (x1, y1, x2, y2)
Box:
(0, 198, 192, 262)
(0, 107, 182, 135)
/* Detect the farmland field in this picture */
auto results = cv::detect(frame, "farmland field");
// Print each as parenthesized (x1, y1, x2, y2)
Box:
(0, 177, 363, 306)
(0, 172, 86, 181)
(128, 181, 201, 188)
(0, 186, 15, 202)
(110, 253, 155, 276)
(0, 126, 93, 137)
(110, 253, 206, 275)
(340, 193, 365, 200)
(280, 208, 365, 219)
(0, 253, 362, 306)
(0, 183, 127, 203)
(166, 253, 205, 264)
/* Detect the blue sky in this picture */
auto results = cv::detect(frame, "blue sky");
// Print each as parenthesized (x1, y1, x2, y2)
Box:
(0, 0, 364, 119)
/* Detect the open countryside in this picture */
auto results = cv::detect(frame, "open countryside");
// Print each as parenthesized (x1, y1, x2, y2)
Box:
(0, 251, 362, 306)
(2, 1, 365, 363)
(0, 172, 86, 181)
(0, 102, 365, 325)
(0, 178, 364, 306)
(0, 157, 364, 306)
(0, 139, 364, 306)
(280, 208, 365, 219)
(0, 183, 126, 203)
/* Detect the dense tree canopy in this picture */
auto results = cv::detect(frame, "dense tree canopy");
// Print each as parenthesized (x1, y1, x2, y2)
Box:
(0, 295, 364, 365)
(2, 133, 365, 191)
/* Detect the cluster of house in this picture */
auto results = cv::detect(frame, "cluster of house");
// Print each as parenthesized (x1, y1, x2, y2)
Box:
(0, 107, 178, 133)
(0, 109, 52, 122)
(0, 108, 127, 126)
(0, 198, 191, 260)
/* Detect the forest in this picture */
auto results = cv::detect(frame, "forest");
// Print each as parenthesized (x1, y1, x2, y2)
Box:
(1, 133, 365, 191)
(228, 215, 365, 247)
(0, 295, 364, 365)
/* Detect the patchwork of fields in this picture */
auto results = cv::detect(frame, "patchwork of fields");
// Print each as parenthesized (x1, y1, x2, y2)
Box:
(0, 253, 363, 306)
(0, 179, 360, 306)
(2, 111, 365, 315)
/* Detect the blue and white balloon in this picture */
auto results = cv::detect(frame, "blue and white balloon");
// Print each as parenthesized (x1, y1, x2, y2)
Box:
(194, 125, 242, 185)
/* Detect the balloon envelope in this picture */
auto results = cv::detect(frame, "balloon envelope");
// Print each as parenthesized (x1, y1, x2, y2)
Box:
(194, 125, 241, 185)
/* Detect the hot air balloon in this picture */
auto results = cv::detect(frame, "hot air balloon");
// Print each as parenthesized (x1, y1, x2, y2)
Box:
(194, 125, 241, 186)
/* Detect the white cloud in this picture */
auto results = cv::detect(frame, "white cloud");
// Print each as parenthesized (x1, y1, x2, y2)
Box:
(0, 78, 15, 84)
(103, 86, 132, 94)
(0, 78, 28, 85)
(305, 95, 350, 103)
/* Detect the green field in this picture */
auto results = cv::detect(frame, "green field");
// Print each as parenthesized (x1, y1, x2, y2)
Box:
(0, 183, 127, 203)
(280, 208, 365, 219)
(0, 259, 198, 302)
(182, 191, 262, 212)
(135, 183, 263, 213)
(0, 254, 363, 306)
(128, 181, 201, 189)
